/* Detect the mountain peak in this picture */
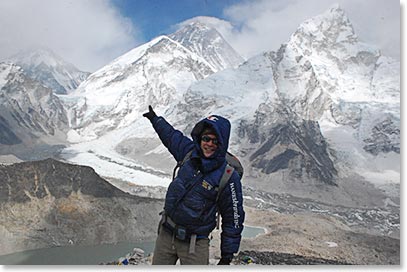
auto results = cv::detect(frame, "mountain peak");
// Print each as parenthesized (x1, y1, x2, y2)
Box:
(178, 19, 212, 31)
(321, 4, 351, 28)
(176, 16, 232, 32)
(7, 47, 89, 94)
(170, 17, 243, 71)
(294, 4, 357, 44)
(102, 35, 174, 69)
(326, 3, 344, 15)
(281, 4, 389, 105)
(9, 47, 71, 70)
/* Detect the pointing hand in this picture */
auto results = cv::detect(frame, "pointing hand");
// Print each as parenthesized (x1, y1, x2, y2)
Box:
(143, 105, 157, 121)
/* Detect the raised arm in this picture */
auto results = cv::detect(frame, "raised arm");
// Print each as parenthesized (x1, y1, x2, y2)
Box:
(143, 105, 194, 162)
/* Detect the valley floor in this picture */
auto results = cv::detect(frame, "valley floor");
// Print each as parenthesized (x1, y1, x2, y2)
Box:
(231, 207, 399, 265)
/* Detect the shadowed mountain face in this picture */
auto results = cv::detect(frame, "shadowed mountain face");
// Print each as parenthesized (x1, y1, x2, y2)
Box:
(0, 159, 163, 256)
(0, 116, 22, 145)
(0, 158, 130, 202)
(250, 120, 337, 185)
(238, 104, 337, 185)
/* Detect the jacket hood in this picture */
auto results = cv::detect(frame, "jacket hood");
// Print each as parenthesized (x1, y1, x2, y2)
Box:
(191, 115, 231, 158)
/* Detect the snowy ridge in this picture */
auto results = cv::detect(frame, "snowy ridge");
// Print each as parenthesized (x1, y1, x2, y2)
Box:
(7, 47, 89, 94)
(0, 62, 15, 89)
(282, 5, 398, 107)
(67, 35, 216, 140)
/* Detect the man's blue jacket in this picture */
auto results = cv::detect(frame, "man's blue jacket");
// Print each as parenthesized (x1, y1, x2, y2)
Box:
(150, 114, 245, 258)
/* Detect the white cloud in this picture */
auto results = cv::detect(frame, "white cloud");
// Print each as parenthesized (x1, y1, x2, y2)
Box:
(221, 0, 400, 60)
(0, 0, 141, 71)
(0, 0, 400, 72)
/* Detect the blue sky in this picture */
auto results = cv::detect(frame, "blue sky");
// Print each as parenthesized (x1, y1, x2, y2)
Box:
(0, 0, 401, 71)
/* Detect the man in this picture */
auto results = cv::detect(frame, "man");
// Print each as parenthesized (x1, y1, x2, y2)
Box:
(143, 105, 245, 265)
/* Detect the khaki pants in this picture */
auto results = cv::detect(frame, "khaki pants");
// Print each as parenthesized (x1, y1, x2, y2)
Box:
(152, 225, 209, 265)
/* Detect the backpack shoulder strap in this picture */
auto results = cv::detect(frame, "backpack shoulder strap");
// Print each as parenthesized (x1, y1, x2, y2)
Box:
(181, 150, 194, 166)
(172, 150, 194, 180)
(225, 152, 244, 178)
(215, 164, 235, 202)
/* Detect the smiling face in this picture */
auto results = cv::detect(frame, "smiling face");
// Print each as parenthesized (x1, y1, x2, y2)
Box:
(200, 133, 218, 158)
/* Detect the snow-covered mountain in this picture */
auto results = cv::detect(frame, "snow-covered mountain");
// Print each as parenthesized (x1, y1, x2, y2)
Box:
(7, 48, 89, 94)
(65, 18, 245, 141)
(58, 8, 400, 204)
(66, 35, 216, 140)
(169, 17, 244, 71)
(281, 5, 400, 173)
(0, 62, 68, 159)
(174, 5, 399, 199)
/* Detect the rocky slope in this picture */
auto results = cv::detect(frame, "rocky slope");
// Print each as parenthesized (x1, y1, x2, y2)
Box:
(236, 207, 399, 265)
(0, 62, 69, 160)
(0, 158, 163, 256)
(239, 104, 337, 185)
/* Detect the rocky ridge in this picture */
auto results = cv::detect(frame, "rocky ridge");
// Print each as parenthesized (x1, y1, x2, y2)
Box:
(0, 158, 163, 256)
(0, 62, 69, 160)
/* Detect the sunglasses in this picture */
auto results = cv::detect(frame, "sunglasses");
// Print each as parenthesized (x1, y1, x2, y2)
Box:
(201, 135, 219, 145)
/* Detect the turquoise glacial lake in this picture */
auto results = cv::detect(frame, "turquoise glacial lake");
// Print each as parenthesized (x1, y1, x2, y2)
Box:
(0, 226, 265, 265)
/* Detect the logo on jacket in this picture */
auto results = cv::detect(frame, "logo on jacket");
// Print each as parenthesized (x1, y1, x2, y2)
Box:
(230, 183, 240, 229)
(207, 116, 218, 122)
(201, 180, 213, 191)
